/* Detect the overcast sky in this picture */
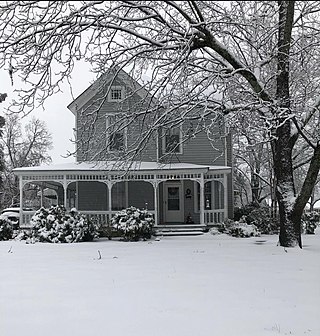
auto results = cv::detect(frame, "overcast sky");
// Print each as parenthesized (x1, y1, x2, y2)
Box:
(0, 63, 96, 164)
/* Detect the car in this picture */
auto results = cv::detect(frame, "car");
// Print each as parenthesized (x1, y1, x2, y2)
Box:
(0, 207, 34, 229)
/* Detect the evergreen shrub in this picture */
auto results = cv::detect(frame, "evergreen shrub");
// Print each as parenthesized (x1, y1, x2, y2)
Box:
(302, 211, 319, 234)
(111, 206, 154, 241)
(0, 219, 13, 240)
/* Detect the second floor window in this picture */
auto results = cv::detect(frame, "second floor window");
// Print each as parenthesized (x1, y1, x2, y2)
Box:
(106, 114, 126, 152)
(162, 127, 183, 154)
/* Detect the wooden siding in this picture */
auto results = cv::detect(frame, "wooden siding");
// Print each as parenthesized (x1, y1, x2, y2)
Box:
(76, 111, 107, 162)
(158, 122, 227, 166)
(183, 180, 197, 222)
(75, 76, 157, 162)
(74, 73, 231, 169)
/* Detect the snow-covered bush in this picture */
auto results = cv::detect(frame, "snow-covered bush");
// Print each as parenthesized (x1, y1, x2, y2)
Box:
(246, 208, 279, 234)
(0, 219, 13, 240)
(219, 217, 261, 238)
(234, 204, 279, 234)
(228, 222, 261, 238)
(208, 227, 222, 236)
(302, 212, 319, 234)
(22, 205, 99, 243)
(111, 206, 154, 241)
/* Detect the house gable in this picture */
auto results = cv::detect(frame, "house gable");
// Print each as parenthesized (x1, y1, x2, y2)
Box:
(67, 67, 156, 114)
(68, 67, 159, 162)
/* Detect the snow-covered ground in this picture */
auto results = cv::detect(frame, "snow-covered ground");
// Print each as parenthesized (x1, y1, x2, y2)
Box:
(1, 231, 319, 336)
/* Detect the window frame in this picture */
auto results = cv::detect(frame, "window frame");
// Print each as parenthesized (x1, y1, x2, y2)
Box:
(106, 113, 127, 152)
(108, 86, 124, 102)
(194, 181, 225, 213)
(161, 126, 183, 155)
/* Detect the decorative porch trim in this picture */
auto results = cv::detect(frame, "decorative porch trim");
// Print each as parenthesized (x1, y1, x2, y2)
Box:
(14, 161, 232, 228)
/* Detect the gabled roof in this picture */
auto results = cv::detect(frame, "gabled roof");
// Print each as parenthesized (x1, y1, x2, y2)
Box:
(67, 67, 157, 114)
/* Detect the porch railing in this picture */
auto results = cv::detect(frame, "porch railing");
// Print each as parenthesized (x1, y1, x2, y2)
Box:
(82, 210, 155, 226)
(21, 209, 220, 228)
(21, 211, 37, 228)
(20, 209, 156, 228)
(204, 210, 225, 225)
(81, 211, 113, 225)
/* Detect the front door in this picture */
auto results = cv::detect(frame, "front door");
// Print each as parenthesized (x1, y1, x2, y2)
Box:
(164, 183, 183, 223)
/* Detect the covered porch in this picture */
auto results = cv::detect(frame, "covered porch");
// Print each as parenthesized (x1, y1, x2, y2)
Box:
(13, 161, 232, 230)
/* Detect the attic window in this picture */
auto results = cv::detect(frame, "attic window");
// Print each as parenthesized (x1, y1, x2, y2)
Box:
(109, 86, 123, 101)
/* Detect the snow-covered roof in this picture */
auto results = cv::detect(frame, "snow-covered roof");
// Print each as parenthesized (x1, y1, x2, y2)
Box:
(13, 161, 231, 175)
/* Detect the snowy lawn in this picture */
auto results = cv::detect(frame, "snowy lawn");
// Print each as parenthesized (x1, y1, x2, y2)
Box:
(1, 231, 320, 336)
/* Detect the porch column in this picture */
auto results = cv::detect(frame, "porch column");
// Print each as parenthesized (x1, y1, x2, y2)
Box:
(223, 174, 228, 219)
(152, 181, 159, 226)
(19, 176, 23, 226)
(107, 180, 113, 212)
(199, 174, 205, 225)
(40, 182, 44, 207)
(76, 182, 79, 210)
(63, 175, 67, 209)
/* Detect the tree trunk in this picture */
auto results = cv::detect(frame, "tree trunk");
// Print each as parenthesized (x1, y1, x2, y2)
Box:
(272, 120, 299, 247)
(291, 144, 320, 245)
(273, 1, 298, 247)
(251, 172, 260, 205)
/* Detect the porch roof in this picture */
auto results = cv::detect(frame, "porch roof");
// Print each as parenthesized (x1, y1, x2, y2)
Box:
(13, 161, 231, 175)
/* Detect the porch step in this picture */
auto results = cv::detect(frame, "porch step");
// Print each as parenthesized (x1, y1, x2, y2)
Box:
(154, 224, 206, 236)
(156, 231, 204, 237)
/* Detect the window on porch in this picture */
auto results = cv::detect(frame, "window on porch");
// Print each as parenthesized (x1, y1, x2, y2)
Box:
(112, 182, 126, 210)
(76, 182, 108, 211)
(195, 181, 224, 212)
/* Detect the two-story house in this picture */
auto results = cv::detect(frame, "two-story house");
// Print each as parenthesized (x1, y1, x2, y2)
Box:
(14, 67, 233, 234)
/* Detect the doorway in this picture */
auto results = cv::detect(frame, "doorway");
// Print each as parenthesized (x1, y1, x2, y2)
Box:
(164, 182, 183, 223)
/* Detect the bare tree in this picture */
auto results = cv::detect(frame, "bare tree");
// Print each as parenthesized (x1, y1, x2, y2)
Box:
(0, 116, 52, 206)
(0, 115, 5, 209)
(233, 112, 273, 206)
(0, 93, 7, 209)
(0, 1, 320, 247)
